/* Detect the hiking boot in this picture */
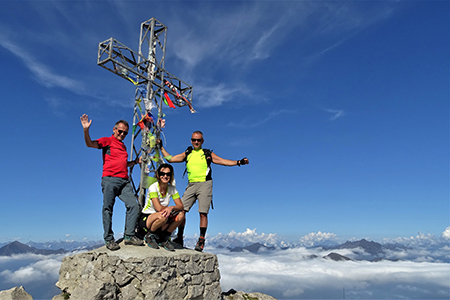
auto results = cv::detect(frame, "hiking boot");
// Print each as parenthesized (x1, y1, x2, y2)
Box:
(160, 239, 175, 252)
(172, 236, 184, 248)
(124, 235, 144, 246)
(195, 236, 205, 252)
(105, 240, 120, 251)
(144, 233, 160, 249)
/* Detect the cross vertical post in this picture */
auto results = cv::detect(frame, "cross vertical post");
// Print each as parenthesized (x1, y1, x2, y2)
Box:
(97, 17, 194, 207)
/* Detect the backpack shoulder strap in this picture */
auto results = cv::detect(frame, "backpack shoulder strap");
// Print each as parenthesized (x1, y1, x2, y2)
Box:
(182, 146, 193, 178)
(183, 146, 193, 162)
(202, 148, 213, 166)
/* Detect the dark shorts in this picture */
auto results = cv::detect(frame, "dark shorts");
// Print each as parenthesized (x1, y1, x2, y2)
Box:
(137, 213, 151, 234)
(136, 211, 181, 236)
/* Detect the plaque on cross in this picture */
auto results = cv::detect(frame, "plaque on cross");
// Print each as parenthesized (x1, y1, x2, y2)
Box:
(97, 17, 194, 207)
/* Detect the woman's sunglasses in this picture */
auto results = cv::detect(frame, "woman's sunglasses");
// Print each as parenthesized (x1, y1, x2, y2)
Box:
(158, 171, 171, 177)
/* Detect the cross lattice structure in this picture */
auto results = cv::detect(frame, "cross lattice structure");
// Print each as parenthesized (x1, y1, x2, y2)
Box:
(97, 17, 194, 207)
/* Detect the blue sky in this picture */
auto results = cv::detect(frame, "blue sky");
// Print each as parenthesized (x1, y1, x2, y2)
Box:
(0, 0, 448, 243)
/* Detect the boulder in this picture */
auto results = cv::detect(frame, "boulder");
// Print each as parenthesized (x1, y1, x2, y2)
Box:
(0, 286, 33, 300)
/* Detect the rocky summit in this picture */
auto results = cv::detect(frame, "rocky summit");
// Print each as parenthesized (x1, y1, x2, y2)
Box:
(0, 241, 277, 300)
(53, 241, 222, 300)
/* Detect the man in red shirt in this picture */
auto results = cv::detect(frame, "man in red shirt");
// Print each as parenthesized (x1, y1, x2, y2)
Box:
(81, 114, 143, 250)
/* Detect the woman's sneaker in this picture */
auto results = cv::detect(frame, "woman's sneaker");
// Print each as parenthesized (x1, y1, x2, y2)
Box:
(160, 239, 175, 252)
(105, 240, 120, 251)
(124, 235, 144, 246)
(144, 233, 160, 249)
(195, 236, 205, 252)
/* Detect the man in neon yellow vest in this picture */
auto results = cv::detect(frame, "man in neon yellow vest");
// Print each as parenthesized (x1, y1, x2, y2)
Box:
(159, 131, 249, 251)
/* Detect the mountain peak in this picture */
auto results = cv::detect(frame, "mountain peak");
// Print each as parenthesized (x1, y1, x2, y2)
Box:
(0, 241, 67, 256)
(338, 239, 384, 256)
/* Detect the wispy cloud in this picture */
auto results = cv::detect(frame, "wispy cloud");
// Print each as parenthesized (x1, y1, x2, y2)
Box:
(170, 2, 305, 68)
(195, 83, 249, 108)
(0, 36, 84, 94)
(228, 109, 296, 128)
(327, 109, 346, 121)
(170, 1, 396, 68)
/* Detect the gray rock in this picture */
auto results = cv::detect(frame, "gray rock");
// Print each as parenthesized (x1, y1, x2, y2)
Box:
(222, 291, 278, 300)
(0, 286, 33, 300)
(55, 241, 222, 300)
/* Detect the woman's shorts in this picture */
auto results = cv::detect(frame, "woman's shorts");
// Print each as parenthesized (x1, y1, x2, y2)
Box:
(137, 211, 181, 232)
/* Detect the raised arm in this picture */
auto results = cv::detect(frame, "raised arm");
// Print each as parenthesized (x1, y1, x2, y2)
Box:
(80, 114, 99, 149)
(211, 152, 249, 167)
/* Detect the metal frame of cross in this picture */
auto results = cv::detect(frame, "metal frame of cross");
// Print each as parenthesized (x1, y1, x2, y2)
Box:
(97, 17, 194, 207)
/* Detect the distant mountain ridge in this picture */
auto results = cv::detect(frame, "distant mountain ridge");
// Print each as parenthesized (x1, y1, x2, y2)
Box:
(0, 241, 67, 256)
(1, 236, 448, 263)
(221, 238, 411, 262)
(229, 242, 276, 253)
(335, 238, 384, 255)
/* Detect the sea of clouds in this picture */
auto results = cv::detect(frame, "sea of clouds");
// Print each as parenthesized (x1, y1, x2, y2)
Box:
(217, 248, 449, 299)
(0, 228, 449, 300)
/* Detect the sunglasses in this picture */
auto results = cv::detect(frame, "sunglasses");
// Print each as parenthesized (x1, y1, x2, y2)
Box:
(191, 138, 203, 142)
(158, 171, 171, 177)
(118, 130, 128, 136)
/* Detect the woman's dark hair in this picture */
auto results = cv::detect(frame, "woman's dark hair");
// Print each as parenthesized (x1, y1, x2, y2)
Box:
(155, 163, 175, 185)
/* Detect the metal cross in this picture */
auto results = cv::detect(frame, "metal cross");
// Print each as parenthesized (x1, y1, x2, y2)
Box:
(97, 18, 194, 207)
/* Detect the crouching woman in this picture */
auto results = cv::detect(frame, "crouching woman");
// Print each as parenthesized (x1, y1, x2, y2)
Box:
(139, 163, 185, 251)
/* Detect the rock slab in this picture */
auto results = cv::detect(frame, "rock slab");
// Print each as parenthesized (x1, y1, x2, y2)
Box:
(222, 291, 277, 300)
(0, 286, 33, 300)
(55, 244, 222, 300)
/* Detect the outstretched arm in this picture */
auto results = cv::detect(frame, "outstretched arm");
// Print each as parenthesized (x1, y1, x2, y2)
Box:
(80, 114, 99, 149)
(158, 139, 185, 163)
(211, 153, 249, 166)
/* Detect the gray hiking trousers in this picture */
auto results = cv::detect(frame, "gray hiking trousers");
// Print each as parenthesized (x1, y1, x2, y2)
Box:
(101, 176, 139, 242)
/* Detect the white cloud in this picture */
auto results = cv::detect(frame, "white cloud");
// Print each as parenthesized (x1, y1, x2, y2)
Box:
(384, 231, 444, 247)
(217, 248, 450, 299)
(0, 255, 63, 284)
(208, 228, 281, 249)
(299, 231, 340, 247)
(442, 226, 450, 239)
(0, 228, 448, 299)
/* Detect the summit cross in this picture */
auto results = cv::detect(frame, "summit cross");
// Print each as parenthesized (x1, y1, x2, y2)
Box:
(97, 17, 194, 206)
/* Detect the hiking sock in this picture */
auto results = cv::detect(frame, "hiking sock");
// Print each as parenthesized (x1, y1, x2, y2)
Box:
(177, 225, 185, 240)
(161, 230, 171, 241)
(153, 228, 163, 243)
(200, 227, 207, 237)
